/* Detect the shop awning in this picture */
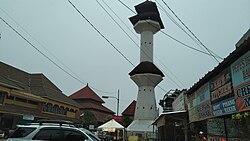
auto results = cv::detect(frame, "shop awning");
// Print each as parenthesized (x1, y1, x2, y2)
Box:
(153, 111, 188, 127)
(98, 119, 124, 132)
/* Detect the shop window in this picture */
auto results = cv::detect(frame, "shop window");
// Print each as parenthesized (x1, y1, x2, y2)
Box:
(6, 95, 14, 100)
(28, 100, 39, 105)
(16, 97, 27, 103)
(0, 91, 7, 104)
(66, 107, 70, 111)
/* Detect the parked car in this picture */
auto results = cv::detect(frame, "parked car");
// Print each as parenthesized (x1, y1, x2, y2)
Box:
(6, 120, 97, 141)
(79, 128, 100, 141)
(0, 129, 4, 138)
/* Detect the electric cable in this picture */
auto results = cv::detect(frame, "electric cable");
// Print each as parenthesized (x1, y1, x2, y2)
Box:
(118, 0, 223, 60)
(161, 0, 222, 62)
(96, 0, 183, 89)
(68, 0, 167, 92)
(0, 15, 115, 95)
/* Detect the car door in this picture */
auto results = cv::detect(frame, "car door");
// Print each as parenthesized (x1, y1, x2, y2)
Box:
(62, 128, 90, 141)
(32, 127, 63, 141)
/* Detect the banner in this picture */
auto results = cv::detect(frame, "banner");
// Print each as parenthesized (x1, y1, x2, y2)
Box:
(231, 51, 250, 112)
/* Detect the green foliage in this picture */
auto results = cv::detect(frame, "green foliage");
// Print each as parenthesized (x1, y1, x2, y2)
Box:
(122, 116, 133, 127)
(80, 111, 97, 128)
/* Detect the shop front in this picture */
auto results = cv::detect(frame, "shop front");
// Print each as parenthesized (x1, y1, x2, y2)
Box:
(187, 29, 250, 141)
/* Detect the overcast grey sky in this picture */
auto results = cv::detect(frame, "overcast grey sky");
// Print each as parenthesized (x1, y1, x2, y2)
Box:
(1, 0, 250, 114)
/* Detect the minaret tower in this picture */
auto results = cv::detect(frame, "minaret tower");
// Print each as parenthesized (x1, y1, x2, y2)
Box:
(127, 1, 164, 132)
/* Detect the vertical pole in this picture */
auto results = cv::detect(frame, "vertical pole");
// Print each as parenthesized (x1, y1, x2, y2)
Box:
(223, 117, 228, 141)
(117, 89, 120, 116)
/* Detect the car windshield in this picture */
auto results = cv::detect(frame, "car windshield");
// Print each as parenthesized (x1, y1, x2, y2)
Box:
(80, 128, 100, 141)
(9, 127, 36, 138)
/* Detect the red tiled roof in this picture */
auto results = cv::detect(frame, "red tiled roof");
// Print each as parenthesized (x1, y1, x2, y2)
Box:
(122, 100, 136, 116)
(78, 110, 114, 123)
(79, 102, 115, 114)
(69, 85, 104, 103)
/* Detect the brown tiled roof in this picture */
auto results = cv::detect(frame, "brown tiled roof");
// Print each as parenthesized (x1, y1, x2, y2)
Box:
(0, 75, 23, 90)
(122, 100, 136, 116)
(0, 61, 80, 108)
(79, 102, 115, 114)
(69, 85, 104, 103)
(129, 61, 164, 77)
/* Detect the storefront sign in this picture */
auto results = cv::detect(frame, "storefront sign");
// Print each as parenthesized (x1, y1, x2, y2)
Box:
(172, 92, 185, 111)
(207, 118, 225, 136)
(212, 97, 238, 117)
(195, 83, 210, 105)
(23, 115, 34, 121)
(231, 51, 250, 112)
(207, 136, 241, 141)
(197, 100, 212, 120)
(234, 81, 250, 112)
(210, 68, 233, 102)
(188, 83, 212, 122)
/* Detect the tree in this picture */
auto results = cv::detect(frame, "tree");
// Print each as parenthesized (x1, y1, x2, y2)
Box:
(80, 111, 97, 128)
(122, 116, 133, 127)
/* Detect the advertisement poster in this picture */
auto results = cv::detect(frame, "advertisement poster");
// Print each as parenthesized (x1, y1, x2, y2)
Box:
(231, 51, 250, 112)
(212, 97, 238, 117)
(188, 83, 212, 122)
(209, 67, 238, 116)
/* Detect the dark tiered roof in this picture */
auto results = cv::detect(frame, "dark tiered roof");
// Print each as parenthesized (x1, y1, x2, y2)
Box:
(129, 61, 164, 77)
(129, 1, 164, 29)
(69, 85, 104, 103)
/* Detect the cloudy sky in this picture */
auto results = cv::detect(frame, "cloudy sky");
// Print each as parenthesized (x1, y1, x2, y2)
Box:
(1, 0, 249, 114)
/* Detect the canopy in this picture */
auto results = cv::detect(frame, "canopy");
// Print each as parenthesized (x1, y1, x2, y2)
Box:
(98, 119, 124, 132)
(126, 120, 156, 132)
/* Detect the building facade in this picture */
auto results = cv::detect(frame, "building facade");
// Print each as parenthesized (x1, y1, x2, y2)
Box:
(0, 62, 80, 133)
(186, 29, 250, 141)
(69, 84, 115, 127)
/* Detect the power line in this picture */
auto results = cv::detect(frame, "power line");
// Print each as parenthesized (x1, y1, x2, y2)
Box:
(68, 0, 134, 67)
(118, 0, 223, 60)
(96, 0, 183, 89)
(0, 7, 83, 83)
(0, 16, 86, 84)
(161, 0, 222, 63)
(117, 0, 136, 14)
(101, 0, 138, 39)
(0, 15, 115, 95)
(68, 0, 167, 92)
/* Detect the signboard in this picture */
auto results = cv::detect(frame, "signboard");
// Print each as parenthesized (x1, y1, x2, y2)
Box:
(188, 83, 212, 122)
(231, 51, 250, 112)
(210, 68, 238, 116)
(23, 115, 34, 121)
(207, 118, 225, 136)
(212, 97, 237, 117)
(172, 92, 185, 111)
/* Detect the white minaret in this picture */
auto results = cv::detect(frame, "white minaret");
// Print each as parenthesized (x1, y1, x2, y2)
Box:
(127, 1, 164, 132)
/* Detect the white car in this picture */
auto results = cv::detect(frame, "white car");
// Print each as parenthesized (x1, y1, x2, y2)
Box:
(79, 128, 100, 141)
(7, 120, 96, 141)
